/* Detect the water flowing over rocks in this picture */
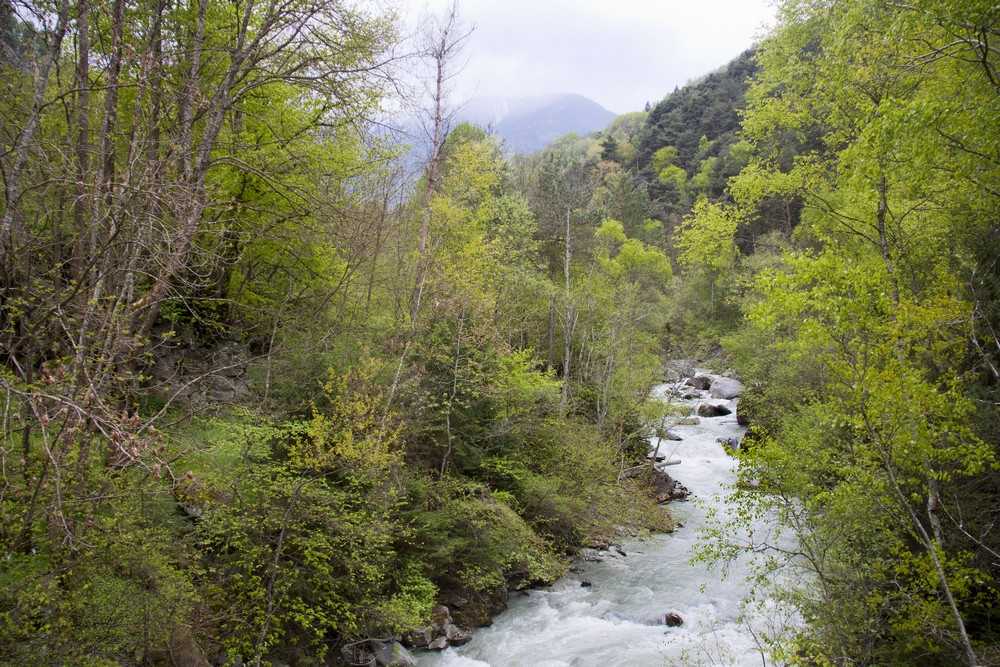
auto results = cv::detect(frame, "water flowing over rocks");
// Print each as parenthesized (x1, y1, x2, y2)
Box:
(415, 371, 801, 666)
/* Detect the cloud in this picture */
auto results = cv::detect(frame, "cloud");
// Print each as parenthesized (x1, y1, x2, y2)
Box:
(410, 0, 775, 114)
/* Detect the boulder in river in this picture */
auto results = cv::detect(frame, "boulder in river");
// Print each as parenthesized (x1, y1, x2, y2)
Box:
(684, 375, 713, 391)
(664, 612, 684, 627)
(709, 376, 745, 400)
(402, 627, 432, 648)
(404, 603, 476, 652)
(697, 403, 732, 418)
(645, 467, 689, 502)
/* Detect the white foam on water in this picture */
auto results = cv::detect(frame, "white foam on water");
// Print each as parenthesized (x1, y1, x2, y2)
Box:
(417, 380, 800, 667)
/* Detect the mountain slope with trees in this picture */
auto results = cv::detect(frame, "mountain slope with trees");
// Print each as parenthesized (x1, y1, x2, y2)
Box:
(1, 0, 998, 665)
(0, 2, 677, 664)
(700, 1, 1000, 665)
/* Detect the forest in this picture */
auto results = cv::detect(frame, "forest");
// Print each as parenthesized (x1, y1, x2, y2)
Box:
(0, 0, 998, 665)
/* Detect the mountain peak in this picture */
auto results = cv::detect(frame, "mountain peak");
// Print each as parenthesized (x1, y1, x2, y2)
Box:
(458, 93, 616, 154)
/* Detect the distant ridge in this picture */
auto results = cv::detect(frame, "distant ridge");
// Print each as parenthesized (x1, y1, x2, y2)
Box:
(458, 93, 617, 154)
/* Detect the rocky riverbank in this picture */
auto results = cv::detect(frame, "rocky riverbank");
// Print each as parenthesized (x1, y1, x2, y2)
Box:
(407, 364, 747, 666)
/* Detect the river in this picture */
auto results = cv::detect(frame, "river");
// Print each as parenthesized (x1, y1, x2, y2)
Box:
(415, 379, 799, 667)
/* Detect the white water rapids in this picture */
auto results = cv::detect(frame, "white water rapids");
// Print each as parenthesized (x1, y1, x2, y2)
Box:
(416, 380, 800, 667)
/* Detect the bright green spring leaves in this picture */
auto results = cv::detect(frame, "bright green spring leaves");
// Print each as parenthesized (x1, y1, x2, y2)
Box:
(287, 361, 402, 479)
(195, 367, 431, 661)
(714, 0, 1000, 663)
(724, 248, 998, 663)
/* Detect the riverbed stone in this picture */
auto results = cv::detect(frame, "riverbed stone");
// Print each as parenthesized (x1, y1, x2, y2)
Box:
(428, 603, 454, 638)
(402, 627, 432, 648)
(685, 375, 713, 391)
(645, 467, 689, 502)
(697, 403, 732, 418)
(709, 376, 745, 400)
(664, 612, 684, 627)
(444, 624, 473, 646)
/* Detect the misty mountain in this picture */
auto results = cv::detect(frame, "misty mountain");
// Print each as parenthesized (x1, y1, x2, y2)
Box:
(457, 93, 617, 154)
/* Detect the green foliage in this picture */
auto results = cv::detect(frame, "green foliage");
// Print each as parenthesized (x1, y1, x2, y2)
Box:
(0, 0, 759, 661)
(285, 360, 402, 479)
(674, 199, 740, 274)
(0, 496, 197, 666)
(403, 476, 564, 593)
(636, 49, 759, 210)
(708, 1, 1000, 663)
(198, 462, 431, 658)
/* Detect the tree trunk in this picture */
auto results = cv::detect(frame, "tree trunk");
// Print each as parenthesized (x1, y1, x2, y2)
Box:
(561, 207, 572, 413)
(0, 0, 71, 263)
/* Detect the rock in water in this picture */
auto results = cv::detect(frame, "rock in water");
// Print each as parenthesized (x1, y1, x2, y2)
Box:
(444, 623, 472, 646)
(402, 627, 432, 648)
(709, 376, 745, 400)
(685, 375, 713, 391)
(664, 612, 684, 627)
(697, 403, 732, 418)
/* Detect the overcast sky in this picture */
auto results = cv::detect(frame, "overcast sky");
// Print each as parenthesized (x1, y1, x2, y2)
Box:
(406, 0, 777, 115)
